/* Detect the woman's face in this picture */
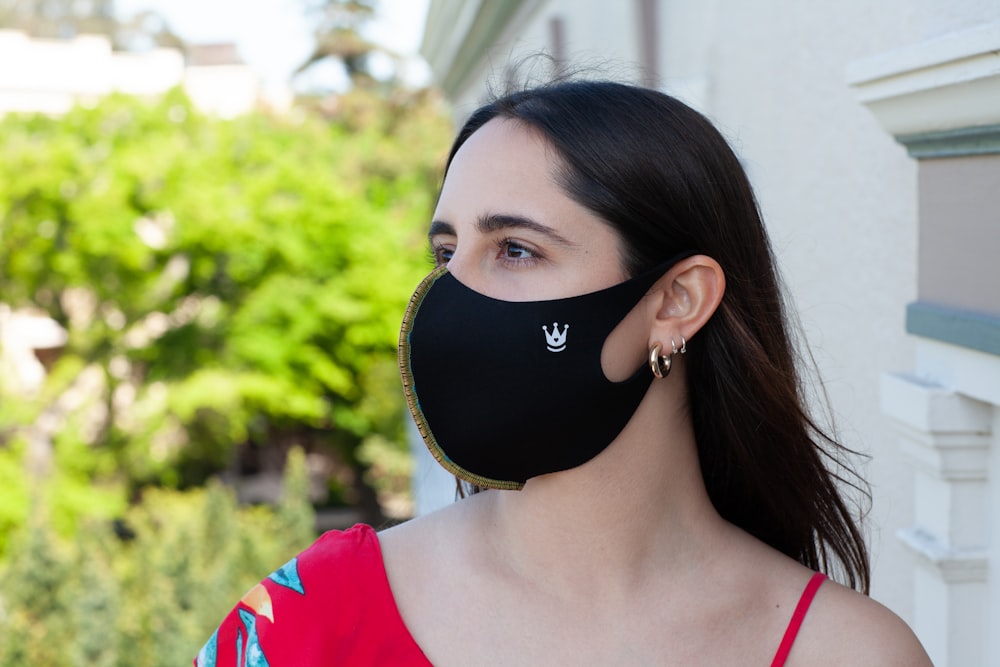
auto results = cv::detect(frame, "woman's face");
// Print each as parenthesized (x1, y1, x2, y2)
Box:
(429, 118, 627, 302)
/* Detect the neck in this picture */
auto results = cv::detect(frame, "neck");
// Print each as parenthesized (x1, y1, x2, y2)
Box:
(476, 376, 729, 597)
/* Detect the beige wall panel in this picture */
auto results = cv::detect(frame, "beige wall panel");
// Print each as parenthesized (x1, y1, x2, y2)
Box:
(918, 155, 1000, 317)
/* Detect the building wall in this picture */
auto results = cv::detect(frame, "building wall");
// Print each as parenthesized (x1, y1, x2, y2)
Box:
(182, 64, 260, 119)
(0, 29, 259, 118)
(665, 1, 927, 616)
(420, 1, 1000, 663)
(917, 154, 999, 315)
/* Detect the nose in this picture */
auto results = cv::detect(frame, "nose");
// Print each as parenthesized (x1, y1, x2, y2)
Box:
(441, 252, 475, 290)
(439, 250, 495, 299)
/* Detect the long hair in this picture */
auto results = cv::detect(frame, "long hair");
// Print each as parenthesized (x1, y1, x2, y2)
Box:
(445, 80, 870, 593)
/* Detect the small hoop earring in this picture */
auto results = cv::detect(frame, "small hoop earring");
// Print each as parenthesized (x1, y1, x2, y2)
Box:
(670, 338, 679, 355)
(680, 335, 687, 354)
(648, 343, 672, 379)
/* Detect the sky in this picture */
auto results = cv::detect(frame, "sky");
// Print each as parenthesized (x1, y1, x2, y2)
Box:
(114, 0, 432, 91)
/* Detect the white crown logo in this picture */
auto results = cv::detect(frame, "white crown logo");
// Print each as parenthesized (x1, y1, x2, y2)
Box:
(542, 322, 569, 352)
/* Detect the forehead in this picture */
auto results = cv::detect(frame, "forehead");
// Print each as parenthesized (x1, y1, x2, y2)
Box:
(436, 118, 568, 220)
(433, 118, 630, 295)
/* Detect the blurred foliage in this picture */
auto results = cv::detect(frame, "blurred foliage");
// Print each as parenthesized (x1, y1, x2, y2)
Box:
(0, 85, 451, 550)
(0, 0, 184, 51)
(0, 0, 119, 40)
(0, 3, 452, 662)
(298, 0, 381, 85)
(0, 450, 315, 667)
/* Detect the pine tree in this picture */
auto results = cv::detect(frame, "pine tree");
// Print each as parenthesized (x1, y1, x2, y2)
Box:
(67, 525, 119, 667)
(0, 515, 71, 667)
(297, 0, 381, 85)
(115, 529, 187, 667)
(276, 446, 316, 550)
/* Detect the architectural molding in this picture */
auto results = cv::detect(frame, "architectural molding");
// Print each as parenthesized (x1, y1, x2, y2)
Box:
(894, 424, 991, 481)
(880, 371, 993, 434)
(898, 123, 1000, 158)
(907, 301, 1000, 358)
(880, 372, 993, 544)
(898, 527, 989, 584)
(913, 338, 1000, 408)
(421, 0, 539, 98)
(846, 21, 1000, 137)
(881, 369, 994, 666)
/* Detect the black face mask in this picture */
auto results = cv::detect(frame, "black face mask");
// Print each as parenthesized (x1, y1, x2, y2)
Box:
(398, 256, 687, 490)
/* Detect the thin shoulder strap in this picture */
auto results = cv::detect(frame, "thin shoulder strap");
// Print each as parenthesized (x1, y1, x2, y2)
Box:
(770, 572, 827, 667)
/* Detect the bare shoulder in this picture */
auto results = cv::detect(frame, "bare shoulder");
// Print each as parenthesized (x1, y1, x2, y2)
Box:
(791, 578, 933, 666)
(377, 498, 453, 565)
(376, 491, 487, 574)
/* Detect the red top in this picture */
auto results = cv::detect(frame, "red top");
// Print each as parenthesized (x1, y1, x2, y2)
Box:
(195, 525, 826, 666)
(195, 524, 432, 667)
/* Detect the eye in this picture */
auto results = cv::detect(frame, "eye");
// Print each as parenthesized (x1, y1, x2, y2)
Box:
(431, 244, 454, 266)
(500, 240, 535, 261)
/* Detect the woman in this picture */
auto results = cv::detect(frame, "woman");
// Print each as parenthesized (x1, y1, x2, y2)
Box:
(196, 80, 931, 666)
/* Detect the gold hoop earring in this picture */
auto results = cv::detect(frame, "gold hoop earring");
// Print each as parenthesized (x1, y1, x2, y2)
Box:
(648, 343, 672, 379)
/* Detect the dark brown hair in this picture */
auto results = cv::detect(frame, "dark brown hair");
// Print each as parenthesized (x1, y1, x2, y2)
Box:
(445, 79, 870, 593)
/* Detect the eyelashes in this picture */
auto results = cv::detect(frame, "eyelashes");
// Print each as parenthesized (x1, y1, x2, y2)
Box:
(498, 239, 537, 264)
(428, 238, 543, 268)
(428, 245, 451, 266)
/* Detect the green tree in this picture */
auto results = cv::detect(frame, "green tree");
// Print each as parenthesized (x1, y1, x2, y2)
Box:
(0, 0, 182, 50)
(0, 80, 449, 666)
(0, 0, 117, 39)
(0, 463, 324, 664)
(296, 0, 409, 90)
(0, 514, 71, 666)
(0, 87, 450, 533)
(67, 526, 119, 667)
(277, 446, 316, 547)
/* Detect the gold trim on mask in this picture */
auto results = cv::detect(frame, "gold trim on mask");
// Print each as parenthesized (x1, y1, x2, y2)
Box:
(398, 265, 525, 491)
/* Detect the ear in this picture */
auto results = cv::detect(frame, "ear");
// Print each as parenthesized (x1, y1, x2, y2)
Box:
(646, 254, 725, 350)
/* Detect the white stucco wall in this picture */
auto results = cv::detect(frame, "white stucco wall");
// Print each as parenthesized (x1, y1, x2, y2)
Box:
(442, 1, 645, 118)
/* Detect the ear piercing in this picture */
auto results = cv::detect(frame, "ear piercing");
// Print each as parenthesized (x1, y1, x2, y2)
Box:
(648, 335, 687, 379)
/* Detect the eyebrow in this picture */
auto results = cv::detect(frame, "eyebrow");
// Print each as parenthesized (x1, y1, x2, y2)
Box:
(428, 213, 575, 247)
(428, 220, 455, 240)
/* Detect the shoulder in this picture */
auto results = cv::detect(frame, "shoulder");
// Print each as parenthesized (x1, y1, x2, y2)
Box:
(295, 522, 380, 576)
(378, 491, 483, 559)
(726, 531, 932, 666)
(261, 523, 382, 609)
(195, 524, 390, 667)
(791, 577, 932, 666)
